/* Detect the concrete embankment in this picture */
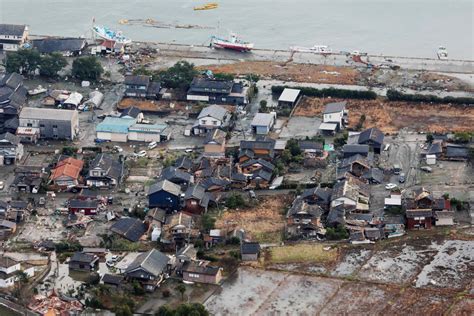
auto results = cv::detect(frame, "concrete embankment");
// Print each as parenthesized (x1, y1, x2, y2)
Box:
(29, 34, 474, 74)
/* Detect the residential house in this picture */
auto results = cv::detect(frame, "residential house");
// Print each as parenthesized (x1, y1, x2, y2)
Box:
(161, 212, 197, 250)
(337, 154, 371, 178)
(241, 158, 275, 175)
(0, 24, 28, 51)
(238, 138, 275, 163)
(124, 249, 170, 291)
(0, 73, 27, 134)
(301, 187, 331, 210)
(182, 261, 223, 284)
(148, 180, 182, 211)
(241, 242, 260, 261)
(319, 101, 348, 134)
(362, 168, 384, 184)
(183, 185, 210, 215)
(176, 244, 198, 275)
(383, 216, 405, 237)
(111, 217, 148, 242)
(342, 144, 369, 158)
(32, 38, 86, 56)
(68, 252, 99, 272)
(204, 129, 226, 158)
(425, 140, 443, 158)
(204, 229, 224, 248)
(120, 106, 144, 122)
(7, 201, 29, 223)
(0, 220, 17, 240)
(193, 104, 231, 135)
(68, 199, 99, 216)
(298, 141, 324, 167)
(0, 256, 34, 288)
(101, 274, 124, 288)
(12, 167, 44, 193)
(86, 153, 124, 188)
(17, 107, 79, 142)
(445, 143, 469, 161)
(277, 88, 301, 108)
(358, 127, 384, 154)
(174, 156, 193, 172)
(49, 157, 84, 189)
(286, 197, 324, 239)
(0, 132, 24, 165)
(159, 166, 193, 188)
(364, 227, 384, 241)
(200, 177, 230, 192)
(406, 209, 433, 229)
(124, 75, 161, 99)
(249, 168, 273, 189)
(331, 176, 370, 212)
(251, 113, 276, 135)
(187, 77, 249, 106)
(411, 187, 435, 209)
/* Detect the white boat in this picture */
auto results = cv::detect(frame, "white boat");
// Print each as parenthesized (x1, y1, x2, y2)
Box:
(290, 45, 332, 55)
(92, 25, 131, 44)
(437, 46, 448, 60)
(210, 33, 254, 52)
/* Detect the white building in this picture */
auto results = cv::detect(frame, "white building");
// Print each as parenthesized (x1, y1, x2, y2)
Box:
(278, 88, 301, 108)
(320, 101, 348, 134)
(0, 24, 28, 51)
(0, 256, 34, 288)
(193, 104, 230, 135)
(251, 112, 276, 135)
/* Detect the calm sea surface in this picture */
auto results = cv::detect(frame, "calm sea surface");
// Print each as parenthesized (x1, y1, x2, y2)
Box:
(1, 0, 473, 59)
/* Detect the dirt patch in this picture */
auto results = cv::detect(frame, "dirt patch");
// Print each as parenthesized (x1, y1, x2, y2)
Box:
(118, 97, 187, 113)
(448, 298, 474, 316)
(215, 195, 292, 243)
(331, 247, 373, 277)
(295, 96, 474, 133)
(319, 282, 397, 315)
(385, 287, 455, 315)
(200, 61, 360, 85)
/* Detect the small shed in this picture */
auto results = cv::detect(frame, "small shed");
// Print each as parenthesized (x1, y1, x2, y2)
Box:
(435, 211, 454, 226)
(251, 113, 276, 135)
(278, 88, 301, 108)
(426, 154, 436, 165)
(241, 242, 261, 261)
(63, 92, 83, 109)
(84, 91, 104, 109)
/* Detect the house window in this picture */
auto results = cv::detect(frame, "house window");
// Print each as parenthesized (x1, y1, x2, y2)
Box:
(52, 125, 58, 128)
(27, 123, 32, 127)
(188, 273, 200, 278)
(212, 120, 217, 125)
(40, 124, 45, 128)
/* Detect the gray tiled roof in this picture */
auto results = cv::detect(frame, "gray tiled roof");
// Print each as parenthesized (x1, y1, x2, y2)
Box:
(125, 249, 170, 277)
(148, 179, 182, 196)
(323, 101, 346, 114)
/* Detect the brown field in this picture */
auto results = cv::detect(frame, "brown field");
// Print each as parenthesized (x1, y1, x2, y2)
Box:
(118, 98, 187, 113)
(269, 244, 338, 264)
(215, 195, 292, 243)
(295, 96, 474, 133)
(199, 61, 360, 85)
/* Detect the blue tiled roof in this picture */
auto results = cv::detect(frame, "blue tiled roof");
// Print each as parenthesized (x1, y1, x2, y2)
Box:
(96, 117, 135, 134)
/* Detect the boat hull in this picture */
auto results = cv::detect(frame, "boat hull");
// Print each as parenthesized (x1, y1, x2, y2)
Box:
(211, 39, 253, 52)
(92, 26, 131, 45)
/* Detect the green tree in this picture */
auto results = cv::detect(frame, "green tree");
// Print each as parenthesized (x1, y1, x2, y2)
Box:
(259, 100, 268, 113)
(114, 304, 133, 316)
(175, 283, 186, 301)
(453, 132, 472, 143)
(201, 214, 216, 232)
(39, 52, 67, 77)
(156, 303, 209, 316)
(225, 193, 246, 209)
(5, 48, 41, 75)
(213, 72, 234, 80)
(426, 133, 434, 143)
(159, 61, 197, 90)
(326, 225, 349, 240)
(286, 139, 301, 157)
(72, 56, 103, 80)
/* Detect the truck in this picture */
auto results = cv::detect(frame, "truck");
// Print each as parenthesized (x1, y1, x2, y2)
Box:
(393, 164, 401, 175)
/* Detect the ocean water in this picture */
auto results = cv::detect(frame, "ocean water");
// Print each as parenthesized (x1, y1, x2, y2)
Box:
(0, 0, 473, 59)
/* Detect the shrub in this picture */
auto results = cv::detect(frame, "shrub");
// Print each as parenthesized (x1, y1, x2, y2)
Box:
(271, 85, 377, 100)
(225, 193, 246, 209)
(386, 89, 474, 105)
(72, 56, 103, 80)
(326, 225, 349, 240)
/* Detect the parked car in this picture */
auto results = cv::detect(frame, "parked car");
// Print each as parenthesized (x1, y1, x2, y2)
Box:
(113, 145, 123, 153)
(148, 141, 157, 150)
(94, 138, 109, 144)
(106, 260, 115, 267)
(398, 173, 406, 183)
(249, 190, 257, 199)
(134, 150, 147, 158)
(0, 181, 4, 190)
(111, 255, 119, 262)
(420, 166, 433, 173)
(184, 148, 194, 153)
(385, 183, 398, 190)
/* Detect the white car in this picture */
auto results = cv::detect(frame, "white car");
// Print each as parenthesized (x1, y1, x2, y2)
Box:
(0, 181, 4, 190)
(385, 183, 398, 190)
(134, 150, 147, 158)
(148, 142, 157, 150)
(113, 145, 123, 153)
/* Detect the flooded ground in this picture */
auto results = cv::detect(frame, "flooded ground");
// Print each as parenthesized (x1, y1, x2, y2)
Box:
(205, 236, 473, 315)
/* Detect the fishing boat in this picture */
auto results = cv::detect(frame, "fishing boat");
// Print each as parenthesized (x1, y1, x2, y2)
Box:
(290, 45, 332, 55)
(92, 25, 131, 44)
(437, 46, 448, 60)
(194, 3, 218, 10)
(210, 33, 254, 52)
